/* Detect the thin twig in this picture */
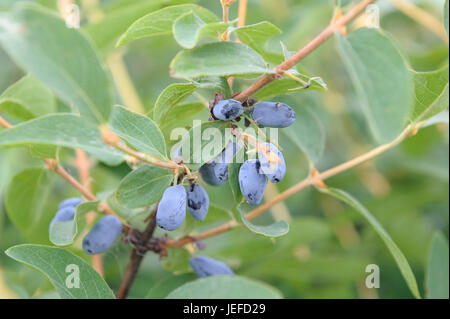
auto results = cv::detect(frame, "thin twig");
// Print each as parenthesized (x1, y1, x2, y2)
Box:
(164, 124, 414, 248)
(233, 0, 376, 102)
(75, 149, 104, 276)
(116, 206, 158, 299)
(237, 0, 248, 28)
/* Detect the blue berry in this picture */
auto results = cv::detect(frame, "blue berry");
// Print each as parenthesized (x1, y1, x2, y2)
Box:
(239, 159, 267, 205)
(156, 185, 186, 231)
(187, 184, 210, 221)
(58, 197, 83, 210)
(212, 99, 244, 121)
(258, 143, 286, 183)
(189, 255, 234, 277)
(199, 142, 240, 186)
(251, 102, 296, 128)
(82, 215, 123, 255)
(49, 206, 76, 232)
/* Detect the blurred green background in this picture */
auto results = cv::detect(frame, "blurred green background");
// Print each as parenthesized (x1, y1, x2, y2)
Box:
(0, 0, 448, 299)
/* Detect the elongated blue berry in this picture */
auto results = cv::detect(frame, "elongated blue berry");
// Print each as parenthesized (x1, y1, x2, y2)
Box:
(156, 185, 186, 231)
(49, 206, 75, 232)
(199, 142, 241, 186)
(187, 184, 210, 221)
(258, 143, 286, 183)
(58, 197, 83, 210)
(82, 215, 122, 255)
(189, 255, 234, 277)
(239, 160, 267, 205)
(251, 102, 296, 128)
(213, 99, 244, 121)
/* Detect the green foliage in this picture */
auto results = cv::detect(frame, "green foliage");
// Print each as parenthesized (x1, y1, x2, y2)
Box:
(0, 114, 124, 165)
(49, 201, 100, 246)
(170, 42, 269, 79)
(0, 0, 448, 300)
(153, 83, 198, 123)
(425, 232, 449, 299)
(319, 187, 421, 299)
(110, 106, 167, 159)
(0, 75, 55, 121)
(166, 275, 282, 299)
(237, 202, 289, 238)
(0, 4, 113, 123)
(336, 28, 414, 143)
(411, 66, 449, 121)
(5, 168, 56, 233)
(5, 245, 115, 299)
(172, 12, 230, 49)
(116, 165, 173, 208)
(117, 4, 219, 47)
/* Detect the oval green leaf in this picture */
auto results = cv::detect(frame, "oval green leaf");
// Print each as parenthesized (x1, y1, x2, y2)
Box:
(5, 244, 115, 299)
(166, 275, 283, 299)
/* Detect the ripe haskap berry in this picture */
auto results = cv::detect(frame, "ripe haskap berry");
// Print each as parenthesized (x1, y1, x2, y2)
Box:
(251, 102, 296, 128)
(58, 197, 83, 210)
(199, 142, 241, 186)
(258, 143, 286, 183)
(189, 255, 234, 277)
(187, 184, 210, 221)
(239, 159, 267, 205)
(212, 99, 244, 121)
(156, 185, 187, 231)
(82, 215, 122, 255)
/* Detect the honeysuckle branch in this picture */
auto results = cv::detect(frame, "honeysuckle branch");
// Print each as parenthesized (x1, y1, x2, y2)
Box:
(0, 115, 129, 232)
(237, 0, 248, 28)
(116, 205, 159, 299)
(220, 0, 234, 40)
(163, 124, 416, 248)
(233, 0, 376, 102)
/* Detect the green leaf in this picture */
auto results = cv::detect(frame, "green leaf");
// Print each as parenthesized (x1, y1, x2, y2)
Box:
(253, 73, 326, 101)
(110, 106, 167, 159)
(160, 102, 207, 137)
(153, 83, 198, 123)
(5, 168, 56, 233)
(237, 203, 289, 238)
(425, 232, 449, 299)
(29, 144, 58, 159)
(282, 104, 325, 164)
(117, 4, 219, 47)
(84, 0, 193, 52)
(444, 0, 449, 37)
(319, 187, 421, 299)
(162, 247, 191, 273)
(233, 21, 281, 53)
(411, 66, 449, 122)
(5, 244, 115, 299)
(0, 75, 55, 120)
(0, 114, 125, 165)
(173, 11, 230, 49)
(179, 120, 232, 170)
(166, 275, 283, 299)
(170, 42, 269, 79)
(336, 28, 413, 143)
(146, 273, 197, 298)
(0, 4, 113, 123)
(49, 201, 100, 246)
(116, 164, 173, 208)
